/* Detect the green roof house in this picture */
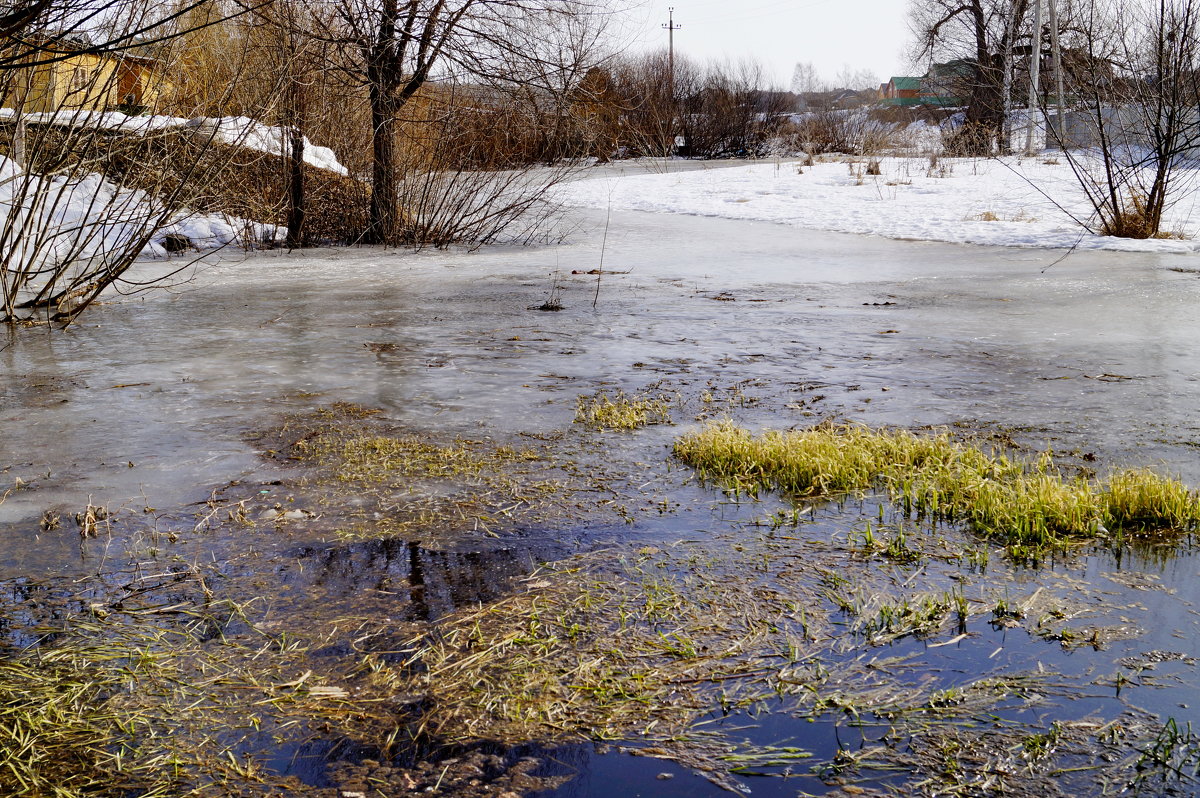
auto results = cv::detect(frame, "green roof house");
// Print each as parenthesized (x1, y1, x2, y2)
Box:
(883, 76, 922, 106)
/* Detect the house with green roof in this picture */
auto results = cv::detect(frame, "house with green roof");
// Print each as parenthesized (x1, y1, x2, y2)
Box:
(883, 76, 922, 106)
(918, 60, 971, 107)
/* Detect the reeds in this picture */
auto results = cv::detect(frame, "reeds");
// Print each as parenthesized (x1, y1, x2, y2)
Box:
(673, 422, 1200, 550)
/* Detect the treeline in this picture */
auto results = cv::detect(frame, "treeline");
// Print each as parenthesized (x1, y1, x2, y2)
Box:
(570, 54, 795, 160)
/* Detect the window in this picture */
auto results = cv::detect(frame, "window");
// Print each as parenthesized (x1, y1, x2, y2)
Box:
(68, 65, 91, 94)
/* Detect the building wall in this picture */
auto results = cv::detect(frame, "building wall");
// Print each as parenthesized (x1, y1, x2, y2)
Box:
(1, 52, 169, 114)
(41, 53, 119, 112)
(116, 60, 169, 112)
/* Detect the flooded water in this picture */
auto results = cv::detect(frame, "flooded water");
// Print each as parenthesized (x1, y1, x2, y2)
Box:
(3, 206, 1200, 795)
(4, 210, 1199, 523)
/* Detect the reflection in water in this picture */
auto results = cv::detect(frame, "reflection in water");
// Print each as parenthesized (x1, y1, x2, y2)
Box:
(529, 743, 726, 798)
(287, 536, 564, 622)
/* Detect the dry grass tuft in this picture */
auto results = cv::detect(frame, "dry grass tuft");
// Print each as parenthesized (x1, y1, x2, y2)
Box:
(574, 390, 674, 430)
(1099, 192, 1184, 239)
(278, 405, 586, 540)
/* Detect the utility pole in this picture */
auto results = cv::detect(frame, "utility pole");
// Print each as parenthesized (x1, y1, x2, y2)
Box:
(1024, 0, 1044, 154)
(1047, 0, 1066, 147)
(662, 6, 681, 97)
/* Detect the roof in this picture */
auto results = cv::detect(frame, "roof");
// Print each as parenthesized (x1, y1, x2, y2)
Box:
(17, 31, 167, 65)
(888, 76, 922, 91)
(928, 59, 975, 78)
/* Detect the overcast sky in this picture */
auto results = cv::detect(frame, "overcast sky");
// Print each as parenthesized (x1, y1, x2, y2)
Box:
(618, 0, 916, 90)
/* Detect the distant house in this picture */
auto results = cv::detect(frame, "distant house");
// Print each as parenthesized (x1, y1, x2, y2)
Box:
(832, 88, 879, 109)
(882, 76, 922, 106)
(919, 60, 971, 107)
(881, 67, 966, 108)
(1, 35, 171, 114)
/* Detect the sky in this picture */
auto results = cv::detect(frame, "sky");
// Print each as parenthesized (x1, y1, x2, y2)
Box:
(618, 0, 915, 90)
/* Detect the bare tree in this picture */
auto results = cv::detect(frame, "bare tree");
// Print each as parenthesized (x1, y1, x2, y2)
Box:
(320, 0, 605, 246)
(1048, 0, 1200, 237)
(833, 63, 880, 90)
(237, 0, 332, 246)
(790, 60, 824, 94)
(910, 0, 1032, 153)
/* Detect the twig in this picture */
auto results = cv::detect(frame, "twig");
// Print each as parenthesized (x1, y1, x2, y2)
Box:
(593, 200, 612, 309)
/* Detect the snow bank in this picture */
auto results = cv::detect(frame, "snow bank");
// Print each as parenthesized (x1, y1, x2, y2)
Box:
(558, 155, 1200, 254)
(0, 153, 277, 268)
(0, 108, 189, 134)
(182, 116, 348, 175)
(0, 109, 349, 175)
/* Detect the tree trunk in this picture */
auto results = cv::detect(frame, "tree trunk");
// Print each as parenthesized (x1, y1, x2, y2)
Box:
(367, 95, 399, 245)
(954, 61, 1005, 155)
(285, 125, 306, 248)
(952, 0, 1028, 155)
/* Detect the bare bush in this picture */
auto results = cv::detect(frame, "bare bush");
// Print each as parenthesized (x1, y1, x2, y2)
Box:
(1047, 0, 1200, 238)
(790, 109, 902, 155)
(0, 0, 293, 324)
(679, 58, 791, 158)
(389, 84, 584, 247)
(607, 51, 680, 158)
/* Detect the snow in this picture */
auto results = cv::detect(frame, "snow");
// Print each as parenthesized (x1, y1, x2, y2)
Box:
(557, 154, 1200, 254)
(0, 153, 277, 267)
(0, 109, 348, 175)
(0, 108, 189, 134)
(0, 109, 352, 269)
(181, 116, 348, 175)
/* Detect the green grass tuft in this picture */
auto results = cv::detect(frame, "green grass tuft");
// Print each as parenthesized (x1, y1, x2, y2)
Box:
(673, 421, 1200, 549)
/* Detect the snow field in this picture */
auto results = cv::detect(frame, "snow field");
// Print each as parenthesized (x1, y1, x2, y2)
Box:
(557, 155, 1200, 254)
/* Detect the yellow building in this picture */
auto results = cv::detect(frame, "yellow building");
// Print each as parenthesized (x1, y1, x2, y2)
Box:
(1, 38, 171, 115)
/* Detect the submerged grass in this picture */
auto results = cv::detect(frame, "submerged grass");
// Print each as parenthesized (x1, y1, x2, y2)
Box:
(387, 538, 1113, 792)
(283, 406, 587, 540)
(399, 555, 814, 745)
(296, 431, 542, 484)
(574, 390, 674, 430)
(673, 422, 1200, 550)
(0, 646, 138, 796)
(0, 570, 460, 798)
(0, 600, 390, 798)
